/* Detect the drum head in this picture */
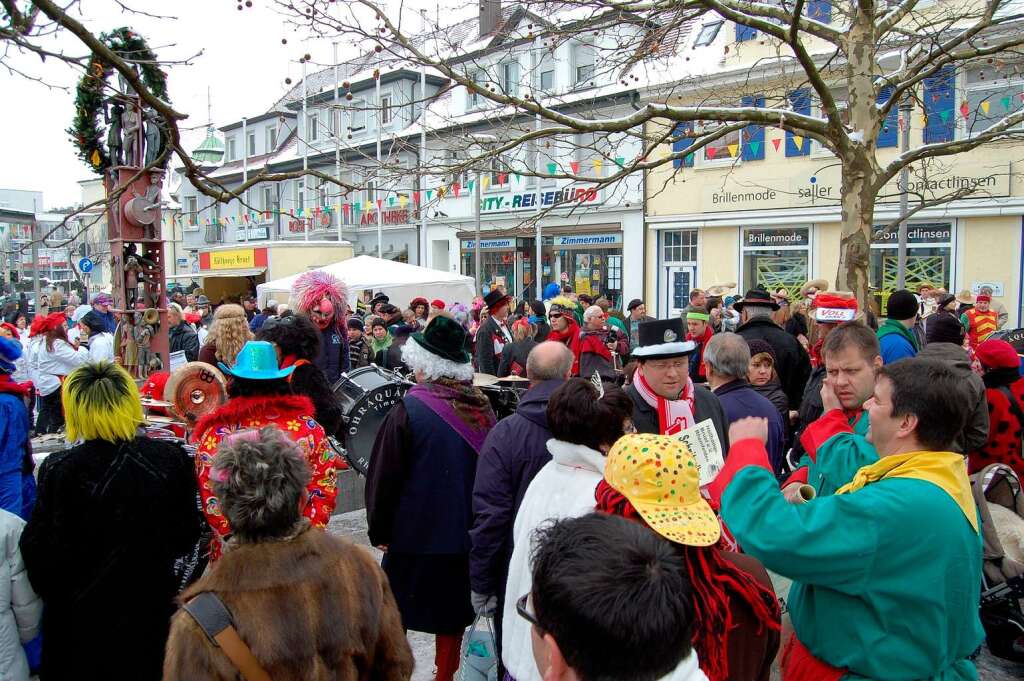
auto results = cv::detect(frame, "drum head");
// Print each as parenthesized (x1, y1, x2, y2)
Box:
(165, 362, 228, 428)
(333, 366, 409, 475)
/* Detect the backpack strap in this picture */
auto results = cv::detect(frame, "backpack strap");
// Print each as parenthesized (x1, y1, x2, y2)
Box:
(997, 386, 1024, 434)
(183, 592, 273, 681)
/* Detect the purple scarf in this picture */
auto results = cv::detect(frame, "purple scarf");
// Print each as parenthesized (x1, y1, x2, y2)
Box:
(407, 378, 497, 453)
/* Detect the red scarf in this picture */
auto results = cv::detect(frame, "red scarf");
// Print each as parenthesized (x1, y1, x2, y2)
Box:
(0, 374, 31, 397)
(634, 366, 696, 435)
(687, 326, 714, 379)
(547, 319, 583, 375)
(579, 329, 613, 361)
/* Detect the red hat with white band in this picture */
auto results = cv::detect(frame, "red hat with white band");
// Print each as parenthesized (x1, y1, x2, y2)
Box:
(810, 292, 858, 323)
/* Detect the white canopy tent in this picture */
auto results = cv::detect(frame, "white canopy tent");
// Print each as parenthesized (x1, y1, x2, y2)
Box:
(256, 255, 477, 312)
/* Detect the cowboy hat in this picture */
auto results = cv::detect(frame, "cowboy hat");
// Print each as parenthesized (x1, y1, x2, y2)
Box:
(732, 289, 780, 312)
(705, 282, 737, 297)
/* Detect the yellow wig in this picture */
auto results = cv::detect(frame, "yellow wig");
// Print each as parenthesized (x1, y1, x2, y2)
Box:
(62, 361, 144, 443)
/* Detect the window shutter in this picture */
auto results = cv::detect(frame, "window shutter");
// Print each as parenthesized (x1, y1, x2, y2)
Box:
(741, 96, 766, 160)
(877, 87, 899, 148)
(672, 123, 695, 169)
(786, 89, 811, 157)
(807, 0, 832, 23)
(735, 22, 757, 42)
(923, 66, 955, 143)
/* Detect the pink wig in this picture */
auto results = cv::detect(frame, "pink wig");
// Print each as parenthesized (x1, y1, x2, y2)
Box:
(293, 270, 349, 332)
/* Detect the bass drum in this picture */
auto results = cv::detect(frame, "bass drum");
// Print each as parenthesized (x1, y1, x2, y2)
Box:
(334, 366, 411, 475)
(480, 384, 523, 421)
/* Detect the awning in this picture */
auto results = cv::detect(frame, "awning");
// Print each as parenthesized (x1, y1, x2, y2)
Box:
(167, 268, 266, 280)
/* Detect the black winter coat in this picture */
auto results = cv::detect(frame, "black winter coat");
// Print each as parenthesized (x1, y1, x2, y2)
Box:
(469, 379, 562, 597)
(736, 317, 811, 408)
(21, 437, 206, 681)
(475, 317, 512, 376)
(790, 365, 826, 463)
(168, 321, 199, 362)
(625, 383, 730, 451)
(497, 339, 537, 378)
(315, 325, 350, 385)
(290, 362, 343, 437)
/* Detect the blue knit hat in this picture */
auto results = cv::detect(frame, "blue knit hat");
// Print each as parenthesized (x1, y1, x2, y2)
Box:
(0, 337, 22, 374)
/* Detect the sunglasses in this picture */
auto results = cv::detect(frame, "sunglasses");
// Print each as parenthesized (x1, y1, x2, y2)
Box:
(548, 313, 564, 320)
(516, 593, 543, 630)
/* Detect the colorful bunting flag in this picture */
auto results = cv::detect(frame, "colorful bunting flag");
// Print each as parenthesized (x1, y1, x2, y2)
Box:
(793, 136, 804, 151)
(513, 173, 521, 183)
(570, 161, 580, 174)
(771, 139, 782, 151)
(960, 101, 970, 119)
(614, 156, 625, 168)
(1002, 96, 1012, 111)
(481, 175, 491, 190)
(452, 182, 461, 198)
(727, 143, 739, 158)
(413, 191, 421, 204)
(498, 173, 508, 185)
(376, 199, 383, 210)
(399, 195, 408, 208)
(547, 162, 557, 174)
(593, 159, 603, 173)
(707, 147, 717, 159)
(981, 100, 991, 114)
(748, 141, 762, 156)
(426, 189, 433, 201)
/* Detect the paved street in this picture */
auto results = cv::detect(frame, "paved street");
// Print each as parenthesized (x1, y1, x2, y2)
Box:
(328, 510, 1024, 681)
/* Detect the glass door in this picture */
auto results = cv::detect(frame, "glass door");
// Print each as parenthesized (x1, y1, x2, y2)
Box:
(665, 266, 695, 318)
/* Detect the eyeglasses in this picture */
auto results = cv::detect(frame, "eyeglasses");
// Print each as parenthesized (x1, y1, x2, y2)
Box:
(645, 359, 688, 371)
(516, 593, 543, 630)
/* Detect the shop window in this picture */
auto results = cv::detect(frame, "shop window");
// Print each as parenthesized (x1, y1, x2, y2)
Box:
(607, 255, 622, 293)
(964, 62, 1024, 137)
(870, 222, 952, 312)
(741, 227, 810, 299)
(663, 230, 697, 263)
(694, 21, 722, 47)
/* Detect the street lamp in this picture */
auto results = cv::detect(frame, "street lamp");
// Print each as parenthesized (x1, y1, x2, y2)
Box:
(896, 94, 915, 289)
(468, 133, 498, 291)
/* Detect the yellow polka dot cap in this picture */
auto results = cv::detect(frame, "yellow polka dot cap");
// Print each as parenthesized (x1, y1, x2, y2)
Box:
(604, 433, 721, 547)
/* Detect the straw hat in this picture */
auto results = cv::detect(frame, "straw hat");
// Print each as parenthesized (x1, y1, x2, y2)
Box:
(800, 279, 830, 298)
(705, 282, 736, 297)
(956, 289, 975, 305)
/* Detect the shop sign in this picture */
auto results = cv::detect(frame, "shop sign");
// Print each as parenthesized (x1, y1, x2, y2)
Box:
(872, 223, 951, 245)
(972, 280, 1004, 296)
(360, 209, 410, 225)
(461, 238, 515, 250)
(481, 187, 599, 213)
(209, 248, 257, 270)
(236, 226, 269, 241)
(288, 215, 330, 233)
(551, 233, 623, 247)
(176, 258, 189, 268)
(743, 227, 809, 248)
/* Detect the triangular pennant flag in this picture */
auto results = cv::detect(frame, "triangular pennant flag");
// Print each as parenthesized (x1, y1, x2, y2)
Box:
(481, 175, 491, 189)
(960, 101, 970, 119)
(513, 173, 521, 183)
(570, 161, 580, 174)
(452, 182, 461, 198)
(593, 159, 603, 173)
(426, 189, 433, 201)
(707, 147, 717, 159)
(547, 162, 557, 174)
(388, 196, 395, 206)
(413, 191, 421, 204)
(342, 203, 350, 216)
(498, 172, 508, 185)
(727, 143, 739, 158)
(748, 141, 761, 156)
(980, 100, 991, 114)
(684, 153, 694, 165)
(438, 186, 446, 197)
(399, 195, 408, 207)
(376, 199, 383, 210)
(938, 110, 950, 122)
(614, 156, 625, 168)
(771, 138, 782, 151)
(1001, 96, 1011, 111)
(793, 136, 805, 150)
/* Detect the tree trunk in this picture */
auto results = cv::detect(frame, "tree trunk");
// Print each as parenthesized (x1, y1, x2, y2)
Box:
(837, 155, 875, 311)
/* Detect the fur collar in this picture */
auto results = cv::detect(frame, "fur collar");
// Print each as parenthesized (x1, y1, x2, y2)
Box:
(192, 394, 316, 443)
(545, 438, 606, 474)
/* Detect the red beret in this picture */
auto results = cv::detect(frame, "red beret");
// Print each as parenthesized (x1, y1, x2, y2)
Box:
(431, 299, 446, 309)
(976, 339, 1020, 370)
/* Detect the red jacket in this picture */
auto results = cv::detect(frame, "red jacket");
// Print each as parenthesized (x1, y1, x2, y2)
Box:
(970, 376, 1024, 480)
(193, 394, 341, 559)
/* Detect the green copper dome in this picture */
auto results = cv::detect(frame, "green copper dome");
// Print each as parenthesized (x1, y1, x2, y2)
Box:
(192, 127, 224, 163)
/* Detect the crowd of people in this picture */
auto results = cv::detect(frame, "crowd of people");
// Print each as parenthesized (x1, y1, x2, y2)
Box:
(0, 274, 1018, 681)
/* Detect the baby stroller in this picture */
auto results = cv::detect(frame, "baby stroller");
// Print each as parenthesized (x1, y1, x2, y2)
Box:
(972, 463, 1024, 662)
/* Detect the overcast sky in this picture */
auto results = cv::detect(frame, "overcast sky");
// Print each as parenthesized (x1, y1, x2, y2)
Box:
(0, 0, 462, 209)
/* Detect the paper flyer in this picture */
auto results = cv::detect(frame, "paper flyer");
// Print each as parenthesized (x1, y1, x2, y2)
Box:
(675, 419, 725, 487)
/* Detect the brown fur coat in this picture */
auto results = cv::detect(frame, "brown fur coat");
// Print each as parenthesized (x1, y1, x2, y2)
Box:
(163, 523, 414, 681)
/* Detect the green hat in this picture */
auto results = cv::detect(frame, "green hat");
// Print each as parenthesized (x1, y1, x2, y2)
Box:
(410, 316, 471, 364)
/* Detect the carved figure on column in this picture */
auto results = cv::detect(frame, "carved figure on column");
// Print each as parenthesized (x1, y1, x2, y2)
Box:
(122, 104, 141, 167)
(143, 107, 163, 167)
(105, 100, 124, 166)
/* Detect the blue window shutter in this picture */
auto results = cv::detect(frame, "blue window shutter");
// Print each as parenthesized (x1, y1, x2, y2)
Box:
(671, 123, 694, 169)
(786, 89, 811, 157)
(923, 66, 955, 143)
(741, 96, 765, 161)
(735, 22, 757, 42)
(877, 87, 898, 148)
(807, 1, 832, 23)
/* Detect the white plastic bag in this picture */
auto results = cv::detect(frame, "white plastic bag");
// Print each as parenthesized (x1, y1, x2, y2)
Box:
(457, 614, 498, 681)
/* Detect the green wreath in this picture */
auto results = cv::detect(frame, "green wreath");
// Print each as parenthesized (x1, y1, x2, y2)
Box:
(68, 27, 171, 175)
